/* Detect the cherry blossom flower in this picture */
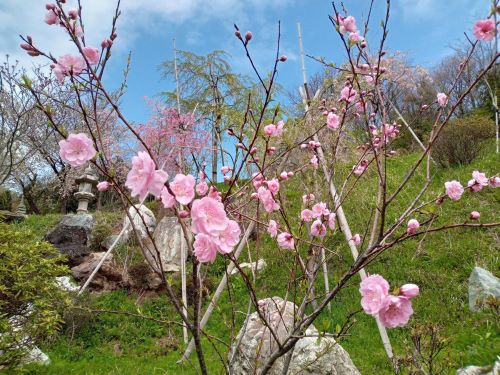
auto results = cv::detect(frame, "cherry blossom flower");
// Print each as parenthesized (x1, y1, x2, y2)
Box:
(82, 46, 100, 65)
(44, 7, 59, 25)
(53, 54, 85, 83)
(352, 233, 361, 246)
(215, 220, 241, 254)
(348, 32, 364, 44)
(277, 232, 295, 250)
(468, 170, 489, 192)
(400, 284, 420, 299)
(191, 196, 228, 236)
(125, 151, 168, 200)
(160, 186, 175, 208)
(96, 181, 110, 192)
(312, 202, 329, 218)
(257, 186, 279, 213)
(300, 209, 314, 222)
(328, 213, 336, 230)
(359, 274, 390, 315)
(263, 120, 285, 137)
(252, 172, 265, 189)
(444, 180, 464, 201)
(268, 220, 278, 238)
(302, 193, 315, 205)
(473, 19, 496, 41)
(470, 211, 480, 220)
(406, 219, 420, 235)
(170, 174, 196, 205)
(311, 219, 327, 238)
(378, 296, 414, 328)
(196, 181, 209, 196)
(489, 176, 500, 187)
(59, 133, 96, 167)
(326, 112, 340, 129)
(353, 160, 368, 175)
(193, 233, 218, 263)
(221, 166, 231, 175)
(266, 178, 280, 194)
(437, 93, 448, 107)
(310, 154, 319, 168)
(337, 15, 357, 34)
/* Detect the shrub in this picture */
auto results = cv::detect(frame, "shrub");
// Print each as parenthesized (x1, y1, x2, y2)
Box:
(0, 189, 12, 211)
(0, 223, 70, 370)
(432, 115, 494, 168)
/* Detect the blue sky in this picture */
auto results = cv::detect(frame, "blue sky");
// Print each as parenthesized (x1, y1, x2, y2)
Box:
(0, 0, 490, 125)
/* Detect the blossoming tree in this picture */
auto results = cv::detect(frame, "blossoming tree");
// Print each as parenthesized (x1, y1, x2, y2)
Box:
(17, 0, 500, 373)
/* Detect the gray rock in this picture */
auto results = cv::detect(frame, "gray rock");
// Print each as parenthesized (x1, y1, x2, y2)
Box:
(55, 276, 79, 292)
(143, 216, 183, 273)
(21, 346, 50, 366)
(469, 267, 500, 312)
(229, 297, 360, 375)
(231, 259, 267, 275)
(123, 205, 156, 241)
(101, 234, 124, 250)
(45, 214, 95, 266)
(456, 358, 499, 375)
(71, 252, 124, 291)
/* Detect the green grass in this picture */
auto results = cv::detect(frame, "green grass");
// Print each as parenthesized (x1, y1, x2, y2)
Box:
(15, 143, 500, 374)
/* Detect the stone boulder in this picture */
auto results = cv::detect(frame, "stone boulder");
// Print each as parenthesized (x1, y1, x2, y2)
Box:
(231, 259, 267, 276)
(71, 252, 124, 291)
(143, 216, 183, 273)
(45, 214, 94, 266)
(229, 297, 360, 375)
(469, 267, 500, 312)
(123, 205, 156, 241)
(456, 359, 499, 375)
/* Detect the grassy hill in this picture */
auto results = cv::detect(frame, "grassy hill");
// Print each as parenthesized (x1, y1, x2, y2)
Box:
(13, 142, 500, 375)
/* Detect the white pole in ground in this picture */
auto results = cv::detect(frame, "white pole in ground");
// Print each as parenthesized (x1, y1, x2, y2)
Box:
(297, 21, 394, 360)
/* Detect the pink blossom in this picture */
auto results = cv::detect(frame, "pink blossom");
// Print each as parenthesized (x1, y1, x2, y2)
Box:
(406, 219, 420, 235)
(59, 133, 96, 167)
(82, 46, 100, 65)
(221, 165, 231, 175)
(352, 233, 361, 246)
(277, 232, 295, 250)
(215, 220, 241, 254)
(196, 181, 209, 196)
(263, 120, 285, 137)
(125, 151, 168, 200)
(280, 171, 289, 180)
(359, 274, 390, 315)
(160, 187, 175, 208)
(170, 174, 196, 205)
(257, 186, 279, 213)
(312, 202, 329, 218)
(328, 213, 336, 230)
(208, 186, 222, 201)
(349, 32, 364, 44)
(473, 19, 496, 41)
(353, 160, 368, 175)
(252, 172, 264, 189)
(311, 219, 327, 238)
(68, 9, 78, 19)
(268, 220, 278, 238)
(53, 54, 85, 83)
(96, 181, 110, 192)
(337, 15, 357, 34)
(468, 170, 489, 192)
(378, 296, 414, 328)
(266, 178, 280, 194)
(470, 211, 480, 220)
(302, 193, 315, 205)
(300, 209, 314, 222)
(326, 112, 340, 129)
(400, 284, 420, 299)
(310, 154, 318, 168)
(437, 93, 448, 107)
(340, 85, 356, 102)
(191, 196, 228, 236)
(444, 180, 464, 201)
(44, 8, 59, 25)
(489, 176, 500, 187)
(193, 233, 218, 263)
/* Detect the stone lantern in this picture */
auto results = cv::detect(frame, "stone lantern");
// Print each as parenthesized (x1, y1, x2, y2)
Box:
(74, 164, 98, 214)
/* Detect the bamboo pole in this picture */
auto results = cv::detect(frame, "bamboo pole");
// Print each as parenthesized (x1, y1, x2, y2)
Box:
(297, 21, 394, 360)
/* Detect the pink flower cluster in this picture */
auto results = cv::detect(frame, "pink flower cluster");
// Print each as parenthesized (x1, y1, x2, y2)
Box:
(263, 120, 285, 137)
(300, 201, 336, 238)
(444, 171, 498, 201)
(191, 197, 241, 263)
(59, 133, 96, 167)
(360, 274, 419, 328)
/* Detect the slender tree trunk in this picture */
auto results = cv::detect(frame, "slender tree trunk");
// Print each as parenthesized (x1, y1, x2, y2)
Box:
(22, 187, 41, 214)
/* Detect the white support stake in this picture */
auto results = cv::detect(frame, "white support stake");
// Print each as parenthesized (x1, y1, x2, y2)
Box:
(297, 21, 393, 360)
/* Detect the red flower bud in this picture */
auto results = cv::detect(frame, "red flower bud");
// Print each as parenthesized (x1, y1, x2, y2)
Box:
(245, 31, 252, 41)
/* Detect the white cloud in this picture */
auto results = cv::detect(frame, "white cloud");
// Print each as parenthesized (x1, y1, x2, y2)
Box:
(0, 0, 294, 67)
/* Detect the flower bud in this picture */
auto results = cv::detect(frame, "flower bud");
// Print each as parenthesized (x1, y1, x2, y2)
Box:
(245, 31, 252, 41)
(235, 30, 241, 38)
(400, 284, 419, 299)
(279, 55, 287, 62)
(178, 210, 190, 219)
(470, 211, 480, 220)
(111, 32, 118, 40)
